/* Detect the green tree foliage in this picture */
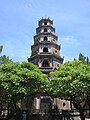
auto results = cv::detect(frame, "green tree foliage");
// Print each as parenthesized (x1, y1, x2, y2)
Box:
(79, 53, 86, 62)
(0, 55, 12, 64)
(50, 60, 90, 120)
(78, 53, 90, 64)
(0, 45, 3, 54)
(0, 62, 49, 111)
(0, 45, 12, 64)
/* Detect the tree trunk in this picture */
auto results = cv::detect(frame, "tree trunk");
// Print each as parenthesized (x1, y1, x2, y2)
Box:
(12, 97, 17, 112)
(71, 97, 87, 120)
(28, 96, 35, 112)
(79, 109, 86, 120)
(89, 104, 90, 117)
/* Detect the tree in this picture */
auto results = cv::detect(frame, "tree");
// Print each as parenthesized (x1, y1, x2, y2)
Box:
(0, 62, 49, 112)
(0, 45, 12, 64)
(78, 53, 90, 64)
(0, 45, 3, 54)
(0, 55, 12, 64)
(50, 60, 90, 120)
(79, 53, 86, 63)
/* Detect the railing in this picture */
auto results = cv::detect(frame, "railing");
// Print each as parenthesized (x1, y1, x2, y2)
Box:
(31, 109, 80, 115)
(39, 52, 52, 54)
(39, 67, 53, 72)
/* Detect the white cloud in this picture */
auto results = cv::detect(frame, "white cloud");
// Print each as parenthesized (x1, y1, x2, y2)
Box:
(24, 0, 32, 8)
(59, 35, 80, 47)
(58, 35, 82, 62)
(1, 40, 14, 57)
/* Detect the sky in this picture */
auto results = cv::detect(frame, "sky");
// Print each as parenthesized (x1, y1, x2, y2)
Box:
(0, 0, 90, 62)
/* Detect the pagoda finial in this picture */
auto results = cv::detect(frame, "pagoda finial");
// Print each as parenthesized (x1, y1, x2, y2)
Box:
(45, 15, 47, 19)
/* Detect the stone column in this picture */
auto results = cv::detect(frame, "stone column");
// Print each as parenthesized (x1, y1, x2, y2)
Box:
(35, 97, 40, 110)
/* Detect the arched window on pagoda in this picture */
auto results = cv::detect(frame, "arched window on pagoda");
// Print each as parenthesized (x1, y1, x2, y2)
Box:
(44, 28, 47, 32)
(44, 36, 47, 41)
(42, 60, 49, 67)
(44, 22, 47, 25)
(43, 47, 48, 52)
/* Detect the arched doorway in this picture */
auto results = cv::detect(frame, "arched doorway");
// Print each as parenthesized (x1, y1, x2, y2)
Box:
(43, 47, 48, 52)
(42, 60, 49, 67)
(44, 36, 47, 41)
(40, 95, 52, 113)
(44, 28, 47, 32)
(44, 22, 47, 25)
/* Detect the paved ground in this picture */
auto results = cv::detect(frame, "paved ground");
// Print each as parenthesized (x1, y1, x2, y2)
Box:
(72, 117, 90, 120)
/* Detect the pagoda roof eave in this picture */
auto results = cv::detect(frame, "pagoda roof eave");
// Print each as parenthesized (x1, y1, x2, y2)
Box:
(34, 32, 58, 40)
(28, 53, 64, 62)
(31, 42, 61, 50)
(36, 26, 55, 33)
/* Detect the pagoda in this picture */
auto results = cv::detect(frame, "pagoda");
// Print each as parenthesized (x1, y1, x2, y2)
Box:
(28, 17, 63, 74)
(21, 18, 71, 114)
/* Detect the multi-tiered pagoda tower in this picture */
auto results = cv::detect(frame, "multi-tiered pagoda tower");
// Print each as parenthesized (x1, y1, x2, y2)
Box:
(28, 17, 63, 74)
(21, 18, 71, 114)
